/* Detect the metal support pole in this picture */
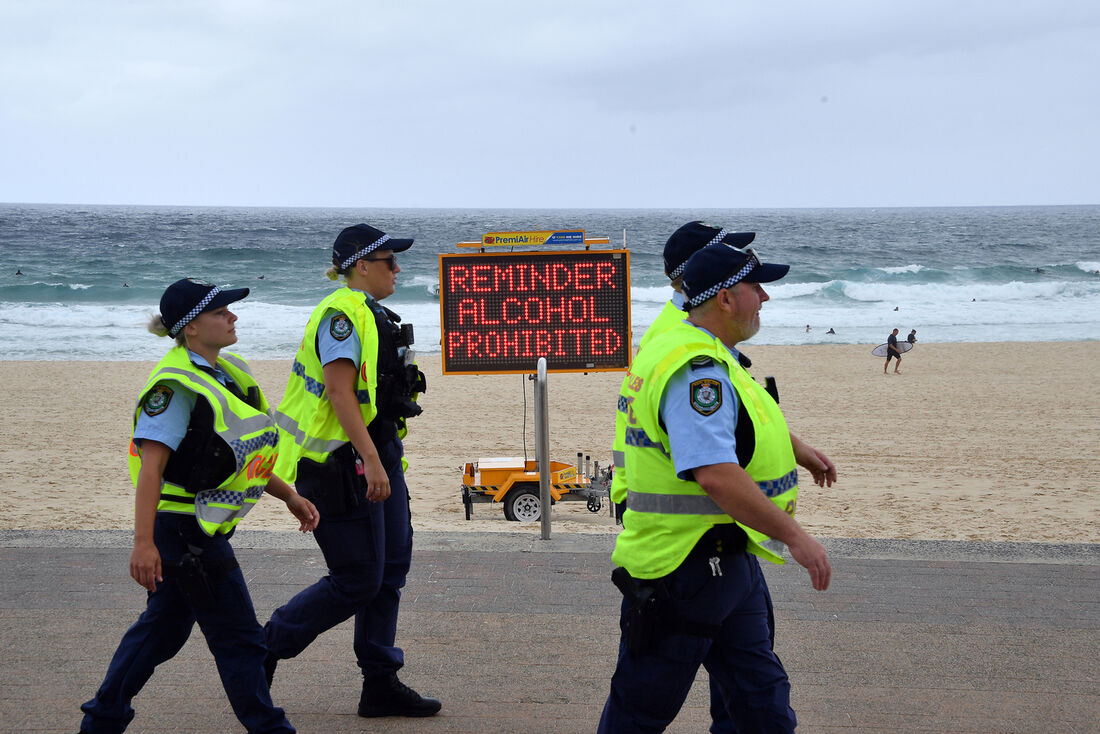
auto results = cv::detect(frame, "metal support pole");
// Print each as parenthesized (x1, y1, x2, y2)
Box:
(535, 357, 551, 540)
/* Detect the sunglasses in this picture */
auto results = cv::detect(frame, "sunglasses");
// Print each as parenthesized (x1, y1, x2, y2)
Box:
(361, 254, 398, 271)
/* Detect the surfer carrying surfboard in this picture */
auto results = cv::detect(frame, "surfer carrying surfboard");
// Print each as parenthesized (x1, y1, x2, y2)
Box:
(885, 328, 902, 374)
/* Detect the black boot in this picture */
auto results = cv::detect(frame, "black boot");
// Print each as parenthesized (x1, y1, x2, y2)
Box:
(358, 672, 441, 717)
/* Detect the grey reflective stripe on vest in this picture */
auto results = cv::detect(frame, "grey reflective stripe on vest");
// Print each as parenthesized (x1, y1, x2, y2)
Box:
(152, 367, 277, 469)
(220, 352, 251, 375)
(613, 450, 626, 469)
(626, 469, 798, 514)
(626, 490, 725, 515)
(273, 410, 349, 456)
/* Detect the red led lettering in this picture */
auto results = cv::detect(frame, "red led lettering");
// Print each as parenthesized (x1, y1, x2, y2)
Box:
(471, 265, 493, 292)
(574, 262, 594, 290)
(447, 333, 463, 358)
(535, 330, 552, 355)
(524, 297, 544, 323)
(567, 328, 586, 353)
(457, 299, 479, 326)
(545, 298, 568, 323)
(484, 332, 500, 357)
(502, 297, 522, 324)
(551, 263, 572, 290)
(449, 266, 469, 294)
(478, 301, 500, 325)
(528, 264, 549, 291)
(493, 265, 514, 292)
(589, 296, 610, 323)
(464, 332, 481, 356)
(596, 262, 616, 288)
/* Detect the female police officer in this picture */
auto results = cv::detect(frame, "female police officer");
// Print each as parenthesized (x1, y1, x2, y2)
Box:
(263, 224, 439, 718)
(79, 278, 319, 734)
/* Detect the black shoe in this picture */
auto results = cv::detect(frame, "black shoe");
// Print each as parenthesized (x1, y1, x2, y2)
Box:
(358, 673, 441, 717)
(263, 653, 278, 689)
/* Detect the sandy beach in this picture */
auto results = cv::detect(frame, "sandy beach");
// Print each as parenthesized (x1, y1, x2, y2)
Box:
(2, 341, 1097, 543)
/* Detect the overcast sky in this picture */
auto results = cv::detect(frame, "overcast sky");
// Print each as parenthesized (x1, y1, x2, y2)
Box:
(2, 1, 1098, 209)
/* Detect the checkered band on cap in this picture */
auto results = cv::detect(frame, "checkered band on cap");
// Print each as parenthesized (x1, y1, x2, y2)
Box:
(169, 286, 221, 337)
(339, 234, 391, 270)
(668, 227, 730, 280)
(686, 257, 757, 309)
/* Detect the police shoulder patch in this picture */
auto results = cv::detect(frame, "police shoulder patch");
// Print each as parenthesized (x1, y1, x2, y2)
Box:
(690, 378, 722, 416)
(143, 385, 173, 416)
(329, 313, 353, 341)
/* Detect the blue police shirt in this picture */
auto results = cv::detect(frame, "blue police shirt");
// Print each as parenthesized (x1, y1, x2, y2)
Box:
(133, 351, 235, 451)
(318, 308, 363, 368)
(658, 324, 742, 480)
(318, 291, 407, 369)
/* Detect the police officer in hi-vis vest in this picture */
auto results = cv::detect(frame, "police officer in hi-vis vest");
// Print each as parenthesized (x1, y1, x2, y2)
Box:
(79, 279, 319, 734)
(611, 222, 755, 518)
(599, 237, 836, 733)
(263, 224, 438, 718)
(611, 221, 758, 734)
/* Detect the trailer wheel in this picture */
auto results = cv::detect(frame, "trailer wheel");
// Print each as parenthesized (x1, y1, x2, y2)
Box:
(503, 487, 542, 522)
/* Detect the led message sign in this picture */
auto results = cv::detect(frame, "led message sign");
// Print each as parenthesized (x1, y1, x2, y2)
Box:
(439, 249, 632, 374)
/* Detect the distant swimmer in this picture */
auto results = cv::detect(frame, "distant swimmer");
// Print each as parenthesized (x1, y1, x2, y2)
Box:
(805, 324, 811, 332)
(258, 275, 265, 279)
(826, 328, 835, 334)
(15, 269, 23, 275)
(893, 306, 899, 311)
(122, 283, 129, 287)
(1035, 267, 1045, 274)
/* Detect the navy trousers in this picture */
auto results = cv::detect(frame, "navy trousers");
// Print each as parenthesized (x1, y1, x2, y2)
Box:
(598, 549, 796, 733)
(264, 437, 412, 678)
(79, 514, 294, 734)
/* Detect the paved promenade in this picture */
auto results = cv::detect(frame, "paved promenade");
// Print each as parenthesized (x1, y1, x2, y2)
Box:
(1, 530, 1097, 734)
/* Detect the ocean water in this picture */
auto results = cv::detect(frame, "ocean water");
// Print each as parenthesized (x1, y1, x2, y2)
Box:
(1, 203, 1098, 361)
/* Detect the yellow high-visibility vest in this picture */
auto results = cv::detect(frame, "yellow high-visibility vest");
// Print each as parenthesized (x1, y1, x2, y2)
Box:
(127, 347, 278, 537)
(273, 287, 380, 482)
(613, 321, 799, 579)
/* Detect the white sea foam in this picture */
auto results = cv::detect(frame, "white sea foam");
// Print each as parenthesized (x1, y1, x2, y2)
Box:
(630, 285, 673, 303)
(5, 278, 1098, 359)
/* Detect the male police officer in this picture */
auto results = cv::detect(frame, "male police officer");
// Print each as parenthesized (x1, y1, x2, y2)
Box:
(599, 238, 836, 732)
(610, 221, 756, 733)
(612, 221, 755, 513)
